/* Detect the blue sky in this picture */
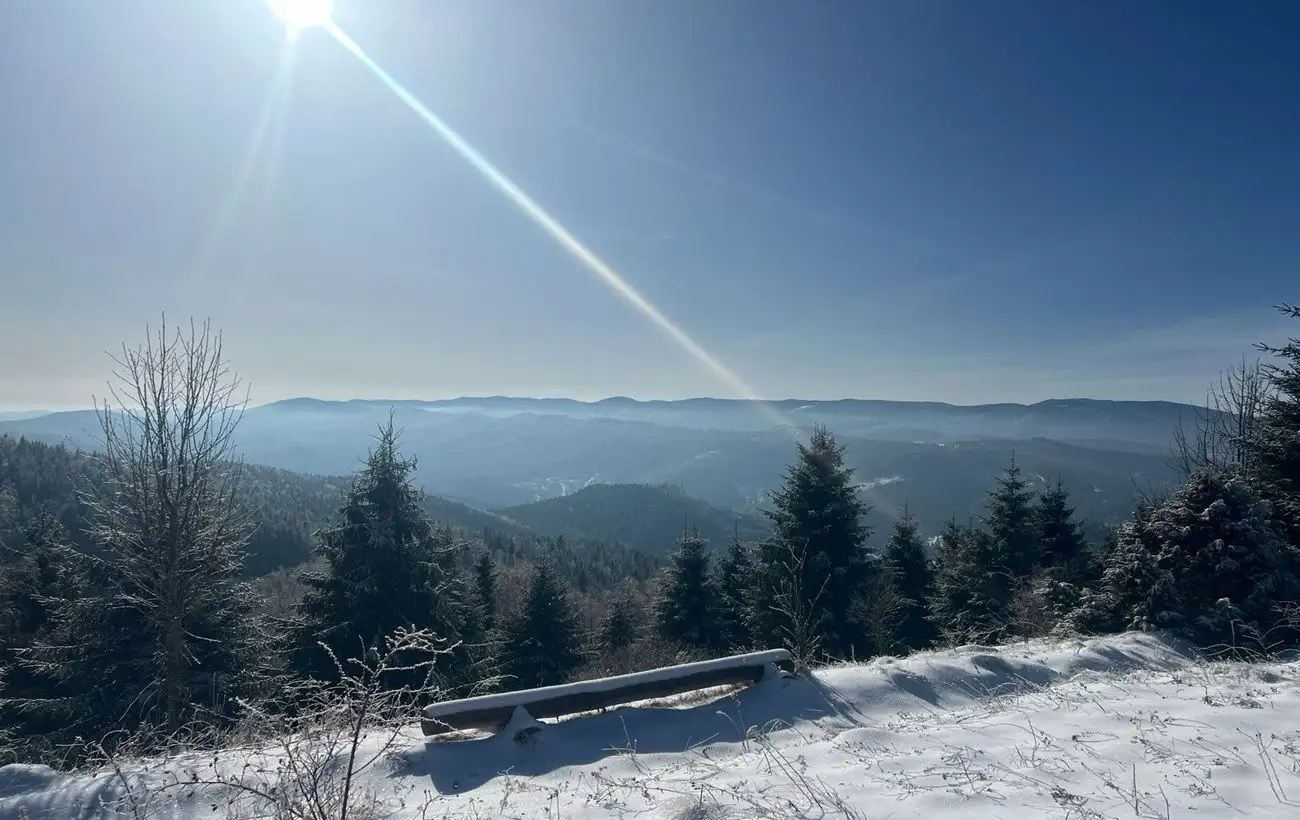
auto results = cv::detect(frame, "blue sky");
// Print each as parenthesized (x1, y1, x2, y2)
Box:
(1, 0, 1297, 409)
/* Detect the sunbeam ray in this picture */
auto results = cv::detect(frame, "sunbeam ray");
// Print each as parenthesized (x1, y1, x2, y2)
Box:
(252, 58, 295, 235)
(324, 22, 792, 432)
(187, 38, 298, 287)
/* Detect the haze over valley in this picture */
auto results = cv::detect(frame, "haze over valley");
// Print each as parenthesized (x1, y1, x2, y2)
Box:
(0, 394, 1192, 547)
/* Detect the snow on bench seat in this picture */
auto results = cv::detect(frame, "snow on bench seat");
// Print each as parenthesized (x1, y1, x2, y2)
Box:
(422, 648, 793, 736)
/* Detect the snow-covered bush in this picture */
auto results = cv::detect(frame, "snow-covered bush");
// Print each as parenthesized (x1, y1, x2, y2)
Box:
(1080, 469, 1300, 652)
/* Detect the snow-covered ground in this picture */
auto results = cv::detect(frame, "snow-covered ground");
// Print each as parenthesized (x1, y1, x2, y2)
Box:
(4, 631, 1300, 819)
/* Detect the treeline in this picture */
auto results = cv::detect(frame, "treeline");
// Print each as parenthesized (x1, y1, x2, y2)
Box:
(0, 436, 340, 576)
(0, 435, 659, 582)
(2, 305, 1299, 769)
(498, 482, 770, 557)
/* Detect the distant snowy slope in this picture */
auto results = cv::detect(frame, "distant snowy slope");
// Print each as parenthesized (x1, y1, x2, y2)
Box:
(4, 632, 1299, 819)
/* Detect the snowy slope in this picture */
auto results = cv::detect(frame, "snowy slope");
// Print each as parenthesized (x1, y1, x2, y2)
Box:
(4, 631, 1300, 819)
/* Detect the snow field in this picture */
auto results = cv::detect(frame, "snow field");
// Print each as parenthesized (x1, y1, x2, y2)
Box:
(2, 631, 1298, 819)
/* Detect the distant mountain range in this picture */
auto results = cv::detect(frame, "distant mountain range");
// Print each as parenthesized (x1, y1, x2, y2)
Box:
(252, 395, 1203, 448)
(0, 395, 1202, 538)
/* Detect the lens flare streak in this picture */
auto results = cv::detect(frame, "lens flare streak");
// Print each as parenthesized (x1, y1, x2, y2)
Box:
(324, 23, 789, 428)
(188, 39, 298, 283)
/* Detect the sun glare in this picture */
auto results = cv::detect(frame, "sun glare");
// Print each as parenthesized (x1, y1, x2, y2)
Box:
(268, 0, 333, 31)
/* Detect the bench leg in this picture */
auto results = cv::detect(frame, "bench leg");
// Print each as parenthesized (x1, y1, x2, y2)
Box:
(501, 705, 544, 746)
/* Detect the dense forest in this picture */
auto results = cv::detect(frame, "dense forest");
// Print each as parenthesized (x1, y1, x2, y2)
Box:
(2, 305, 1299, 769)
(498, 482, 769, 555)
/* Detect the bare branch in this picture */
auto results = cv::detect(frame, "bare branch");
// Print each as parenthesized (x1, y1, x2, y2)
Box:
(1170, 357, 1269, 480)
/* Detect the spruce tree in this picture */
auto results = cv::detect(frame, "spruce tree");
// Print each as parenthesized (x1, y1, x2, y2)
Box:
(1085, 470, 1300, 650)
(473, 551, 498, 633)
(716, 536, 755, 650)
(0, 514, 88, 752)
(294, 419, 475, 692)
(930, 517, 982, 644)
(598, 594, 641, 654)
(0, 486, 13, 554)
(653, 529, 721, 651)
(880, 508, 938, 652)
(0, 513, 76, 649)
(1034, 480, 1091, 583)
(501, 560, 585, 689)
(751, 426, 874, 658)
(984, 458, 1040, 580)
(1252, 304, 1300, 533)
(934, 459, 1041, 643)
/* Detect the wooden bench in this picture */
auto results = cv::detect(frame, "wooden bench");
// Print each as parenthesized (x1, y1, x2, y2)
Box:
(421, 648, 794, 737)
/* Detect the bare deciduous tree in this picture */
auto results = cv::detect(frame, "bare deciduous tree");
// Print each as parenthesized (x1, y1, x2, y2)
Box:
(81, 316, 257, 732)
(1171, 357, 1269, 479)
(769, 540, 828, 670)
(852, 569, 906, 657)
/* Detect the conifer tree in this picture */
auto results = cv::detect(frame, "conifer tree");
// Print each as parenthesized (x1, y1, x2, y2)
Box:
(716, 535, 755, 650)
(653, 529, 721, 651)
(1034, 480, 1092, 584)
(930, 516, 982, 644)
(473, 551, 497, 633)
(0, 514, 88, 752)
(880, 508, 938, 652)
(1252, 304, 1300, 533)
(0, 513, 77, 650)
(750, 426, 875, 658)
(501, 559, 585, 689)
(0, 486, 13, 554)
(294, 419, 475, 692)
(984, 458, 1040, 581)
(598, 594, 641, 654)
(934, 460, 1041, 643)
(1083, 470, 1300, 650)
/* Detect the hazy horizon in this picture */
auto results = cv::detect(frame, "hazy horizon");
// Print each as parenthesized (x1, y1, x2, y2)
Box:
(3, 1, 1296, 410)
(0, 389, 1232, 416)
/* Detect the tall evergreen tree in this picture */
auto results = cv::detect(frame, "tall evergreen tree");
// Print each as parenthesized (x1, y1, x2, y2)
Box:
(984, 458, 1040, 581)
(501, 560, 585, 689)
(293, 419, 475, 692)
(880, 508, 938, 652)
(0, 514, 88, 753)
(0, 513, 76, 650)
(716, 536, 755, 650)
(1252, 304, 1300, 532)
(0, 485, 14, 553)
(1035, 480, 1091, 582)
(473, 551, 498, 633)
(598, 594, 641, 654)
(934, 459, 1041, 644)
(653, 529, 721, 651)
(750, 426, 875, 658)
(930, 516, 983, 644)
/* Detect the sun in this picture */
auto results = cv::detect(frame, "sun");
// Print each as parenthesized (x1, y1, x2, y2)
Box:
(267, 0, 334, 31)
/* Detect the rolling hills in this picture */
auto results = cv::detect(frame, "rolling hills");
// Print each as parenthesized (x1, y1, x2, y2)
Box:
(498, 483, 769, 553)
(0, 395, 1194, 540)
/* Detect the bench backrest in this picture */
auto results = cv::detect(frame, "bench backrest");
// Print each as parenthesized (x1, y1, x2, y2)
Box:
(422, 648, 793, 735)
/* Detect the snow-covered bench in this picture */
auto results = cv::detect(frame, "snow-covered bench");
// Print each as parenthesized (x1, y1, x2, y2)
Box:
(421, 648, 794, 737)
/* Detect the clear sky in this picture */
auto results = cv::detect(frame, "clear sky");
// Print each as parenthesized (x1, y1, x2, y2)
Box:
(1, 0, 1297, 410)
